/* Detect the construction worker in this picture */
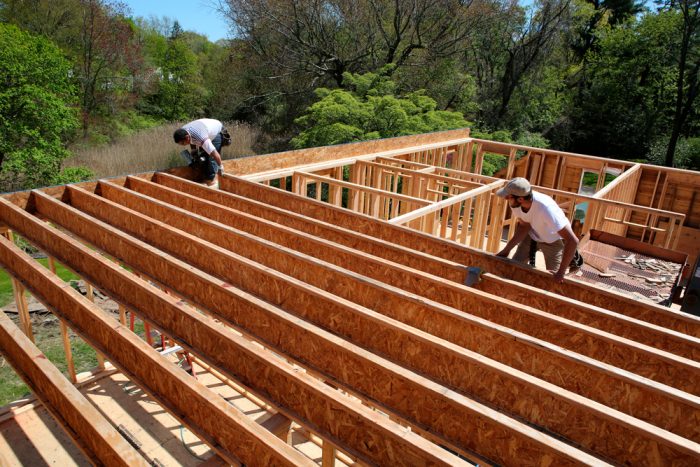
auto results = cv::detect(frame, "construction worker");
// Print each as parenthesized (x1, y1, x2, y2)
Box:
(496, 177, 579, 283)
(173, 118, 225, 187)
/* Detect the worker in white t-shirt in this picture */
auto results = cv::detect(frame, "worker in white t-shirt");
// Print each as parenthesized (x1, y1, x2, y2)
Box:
(173, 118, 225, 187)
(496, 177, 579, 283)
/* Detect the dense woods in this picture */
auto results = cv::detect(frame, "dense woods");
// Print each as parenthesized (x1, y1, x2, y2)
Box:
(0, 0, 698, 191)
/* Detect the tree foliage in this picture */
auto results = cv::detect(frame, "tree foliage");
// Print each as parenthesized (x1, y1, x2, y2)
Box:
(291, 68, 467, 148)
(0, 24, 86, 190)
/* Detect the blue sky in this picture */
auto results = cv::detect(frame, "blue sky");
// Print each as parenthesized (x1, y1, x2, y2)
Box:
(122, 0, 230, 42)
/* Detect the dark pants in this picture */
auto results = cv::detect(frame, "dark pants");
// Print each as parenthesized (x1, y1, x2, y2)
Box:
(191, 133, 223, 181)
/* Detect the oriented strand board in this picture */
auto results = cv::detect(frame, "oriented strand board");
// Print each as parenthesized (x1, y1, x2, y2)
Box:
(221, 175, 700, 338)
(56, 183, 700, 463)
(0, 198, 315, 467)
(141, 175, 700, 365)
(18, 192, 460, 467)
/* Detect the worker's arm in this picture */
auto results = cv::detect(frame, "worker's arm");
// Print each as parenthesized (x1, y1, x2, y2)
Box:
(496, 220, 531, 258)
(553, 224, 579, 283)
(210, 149, 223, 168)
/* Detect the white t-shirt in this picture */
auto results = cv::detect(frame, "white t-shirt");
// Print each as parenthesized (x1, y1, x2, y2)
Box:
(511, 191, 568, 243)
(182, 118, 222, 155)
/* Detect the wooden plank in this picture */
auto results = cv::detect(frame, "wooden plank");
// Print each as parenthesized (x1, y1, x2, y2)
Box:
(0, 310, 146, 467)
(145, 174, 700, 362)
(60, 184, 700, 462)
(388, 179, 505, 225)
(108, 179, 700, 408)
(590, 230, 688, 264)
(221, 175, 700, 338)
(18, 193, 460, 467)
(0, 223, 310, 467)
(296, 171, 432, 207)
(47, 257, 77, 383)
(237, 131, 470, 180)
(47, 192, 606, 465)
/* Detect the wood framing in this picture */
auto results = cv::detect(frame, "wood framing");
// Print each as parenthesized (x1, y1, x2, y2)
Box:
(0, 310, 145, 466)
(222, 175, 700, 337)
(0, 217, 312, 466)
(1, 129, 699, 466)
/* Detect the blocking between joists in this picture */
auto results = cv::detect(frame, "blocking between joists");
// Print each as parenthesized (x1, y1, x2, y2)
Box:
(39, 184, 700, 464)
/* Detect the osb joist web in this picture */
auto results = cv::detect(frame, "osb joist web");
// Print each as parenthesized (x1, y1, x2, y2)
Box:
(0, 169, 699, 465)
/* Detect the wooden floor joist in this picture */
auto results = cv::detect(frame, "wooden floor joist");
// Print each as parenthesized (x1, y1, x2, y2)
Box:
(40, 185, 624, 464)
(220, 174, 700, 338)
(0, 310, 146, 467)
(4, 192, 466, 467)
(148, 173, 700, 361)
(0, 226, 311, 467)
(42, 183, 700, 464)
(82, 179, 700, 446)
(117, 176, 700, 398)
(1, 132, 699, 466)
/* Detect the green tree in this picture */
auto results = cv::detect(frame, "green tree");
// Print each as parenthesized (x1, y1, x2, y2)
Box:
(571, 11, 681, 159)
(142, 22, 207, 120)
(291, 68, 467, 148)
(0, 24, 89, 190)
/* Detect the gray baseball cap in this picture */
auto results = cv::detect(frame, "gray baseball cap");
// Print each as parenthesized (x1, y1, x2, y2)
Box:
(496, 177, 532, 198)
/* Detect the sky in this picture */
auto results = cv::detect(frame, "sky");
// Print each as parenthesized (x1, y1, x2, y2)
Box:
(122, 0, 230, 42)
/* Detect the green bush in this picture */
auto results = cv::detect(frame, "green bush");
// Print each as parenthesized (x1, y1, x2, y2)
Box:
(291, 68, 468, 149)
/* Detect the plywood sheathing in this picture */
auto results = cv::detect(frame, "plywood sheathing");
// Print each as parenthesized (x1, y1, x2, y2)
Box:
(221, 175, 700, 338)
(223, 128, 471, 177)
(0, 198, 317, 467)
(147, 173, 700, 363)
(6, 192, 463, 467)
(42, 179, 699, 463)
(0, 311, 146, 466)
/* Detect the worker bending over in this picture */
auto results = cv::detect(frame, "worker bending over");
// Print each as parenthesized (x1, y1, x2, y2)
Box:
(174, 118, 225, 187)
(496, 177, 579, 283)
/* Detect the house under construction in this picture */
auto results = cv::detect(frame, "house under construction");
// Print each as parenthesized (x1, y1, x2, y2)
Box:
(0, 128, 699, 466)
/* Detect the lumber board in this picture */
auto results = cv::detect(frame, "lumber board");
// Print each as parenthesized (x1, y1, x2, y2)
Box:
(223, 129, 470, 177)
(90, 180, 700, 444)
(220, 175, 700, 338)
(0, 220, 310, 467)
(48, 195, 606, 466)
(58, 184, 700, 463)
(0, 310, 145, 467)
(20, 192, 459, 467)
(112, 178, 700, 399)
(144, 174, 700, 362)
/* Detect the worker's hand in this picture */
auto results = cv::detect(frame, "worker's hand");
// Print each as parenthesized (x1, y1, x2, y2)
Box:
(553, 270, 566, 283)
(218, 166, 224, 176)
(496, 249, 509, 258)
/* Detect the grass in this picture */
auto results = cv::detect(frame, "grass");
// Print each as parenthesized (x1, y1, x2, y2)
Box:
(0, 253, 147, 406)
(66, 121, 260, 180)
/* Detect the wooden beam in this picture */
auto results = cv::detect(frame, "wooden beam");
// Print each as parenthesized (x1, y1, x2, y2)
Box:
(220, 175, 700, 338)
(388, 179, 505, 225)
(59, 183, 700, 463)
(18, 192, 460, 467)
(239, 132, 471, 181)
(0, 309, 146, 466)
(145, 174, 700, 363)
(0, 222, 310, 467)
(60, 183, 612, 464)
